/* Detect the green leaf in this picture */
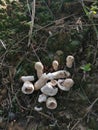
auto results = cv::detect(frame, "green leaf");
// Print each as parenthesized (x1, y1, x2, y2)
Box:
(80, 63, 91, 72)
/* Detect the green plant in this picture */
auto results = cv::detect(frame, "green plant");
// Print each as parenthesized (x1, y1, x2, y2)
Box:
(80, 0, 98, 64)
(80, 63, 91, 72)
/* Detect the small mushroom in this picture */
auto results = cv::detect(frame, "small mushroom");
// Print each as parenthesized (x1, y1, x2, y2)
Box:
(34, 106, 43, 111)
(48, 80, 57, 86)
(66, 55, 74, 68)
(38, 94, 47, 103)
(46, 97, 57, 109)
(41, 81, 58, 96)
(47, 70, 70, 80)
(20, 76, 34, 82)
(21, 81, 34, 94)
(34, 73, 49, 90)
(52, 60, 59, 70)
(35, 62, 44, 78)
(58, 78, 74, 91)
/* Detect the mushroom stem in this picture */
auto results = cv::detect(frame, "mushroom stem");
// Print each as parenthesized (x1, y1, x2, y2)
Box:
(46, 97, 57, 110)
(37, 70, 43, 79)
(34, 73, 49, 90)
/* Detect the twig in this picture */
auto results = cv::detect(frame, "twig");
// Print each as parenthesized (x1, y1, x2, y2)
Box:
(26, 0, 32, 17)
(0, 51, 7, 67)
(37, 111, 54, 120)
(27, 0, 41, 61)
(71, 97, 98, 130)
(33, 13, 76, 33)
(0, 39, 6, 49)
(28, 0, 36, 46)
(71, 120, 81, 130)
(43, 0, 55, 19)
(15, 96, 29, 110)
(86, 97, 98, 113)
(31, 44, 41, 61)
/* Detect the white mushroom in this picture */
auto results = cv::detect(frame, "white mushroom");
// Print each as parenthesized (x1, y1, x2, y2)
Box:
(66, 55, 74, 68)
(20, 76, 34, 82)
(46, 97, 57, 109)
(34, 106, 43, 111)
(52, 60, 59, 70)
(57, 78, 74, 91)
(41, 82, 58, 96)
(48, 80, 57, 86)
(38, 94, 47, 103)
(21, 81, 34, 94)
(35, 62, 44, 78)
(47, 70, 70, 80)
(34, 73, 49, 90)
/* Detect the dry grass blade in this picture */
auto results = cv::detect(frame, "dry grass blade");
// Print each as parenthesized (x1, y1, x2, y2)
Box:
(28, 0, 36, 46)
(0, 39, 6, 49)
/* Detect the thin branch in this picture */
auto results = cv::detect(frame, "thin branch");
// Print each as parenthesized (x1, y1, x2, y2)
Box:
(0, 39, 6, 49)
(26, 0, 32, 17)
(27, 0, 41, 61)
(71, 97, 98, 130)
(28, 0, 36, 46)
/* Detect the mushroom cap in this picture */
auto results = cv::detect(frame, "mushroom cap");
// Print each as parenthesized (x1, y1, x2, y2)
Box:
(46, 97, 57, 109)
(58, 78, 74, 91)
(66, 55, 74, 62)
(34, 73, 49, 90)
(41, 83, 58, 96)
(20, 76, 34, 82)
(57, 79, 66, 91)
(52, 60, 59, 70)
(21, 81, 34, 94)
(35, 62, 44, 70)
(63, 78, 74, 88)
(56, 50, 64, 56)
(47, 70, 70, 80)
(38, 94, 47, 103)
(66, 55, 74, 68)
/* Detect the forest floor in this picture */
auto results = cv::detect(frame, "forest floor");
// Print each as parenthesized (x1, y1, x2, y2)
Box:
(0, 0, 98, 130)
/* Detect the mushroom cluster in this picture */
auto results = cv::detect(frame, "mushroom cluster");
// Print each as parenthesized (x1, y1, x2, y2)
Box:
(20, 55, 75, 110)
